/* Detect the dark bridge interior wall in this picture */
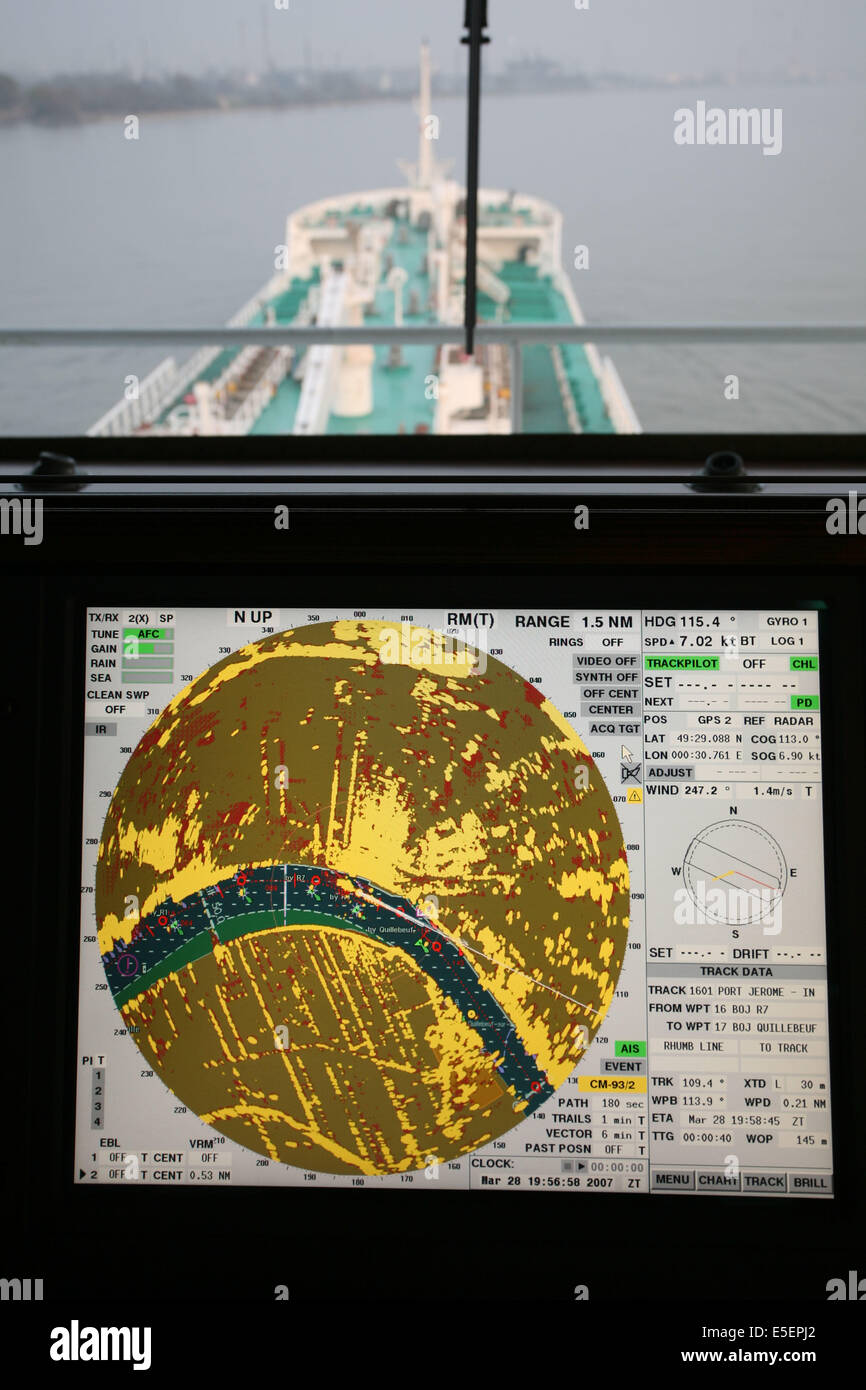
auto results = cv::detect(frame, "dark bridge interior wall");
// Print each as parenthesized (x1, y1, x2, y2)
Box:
(0, 436, 864, 1305)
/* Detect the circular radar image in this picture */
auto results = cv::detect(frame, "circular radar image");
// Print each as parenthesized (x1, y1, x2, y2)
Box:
(95, 621, 630, 1176)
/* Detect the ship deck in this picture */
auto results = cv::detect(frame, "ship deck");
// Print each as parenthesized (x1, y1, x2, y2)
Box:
(256, 216, 438, 436)
(153, 204, 616, 436)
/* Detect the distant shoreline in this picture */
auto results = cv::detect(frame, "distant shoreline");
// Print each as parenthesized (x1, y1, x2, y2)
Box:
(0, 88, 417, 130)
(0, 70, 834, 131)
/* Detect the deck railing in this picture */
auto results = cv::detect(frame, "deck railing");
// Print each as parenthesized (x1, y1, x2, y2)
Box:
(3, 324, 865, 437)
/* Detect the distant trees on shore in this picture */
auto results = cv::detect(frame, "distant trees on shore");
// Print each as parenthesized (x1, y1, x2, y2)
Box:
(0, 64, 599, 126)
(0, 69, 413, 125)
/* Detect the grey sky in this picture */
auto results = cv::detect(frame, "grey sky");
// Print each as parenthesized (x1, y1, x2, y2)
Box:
(1, 0, 863, 78)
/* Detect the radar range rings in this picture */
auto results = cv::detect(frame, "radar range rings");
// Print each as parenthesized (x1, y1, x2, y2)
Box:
(95, 620, 630, 1175)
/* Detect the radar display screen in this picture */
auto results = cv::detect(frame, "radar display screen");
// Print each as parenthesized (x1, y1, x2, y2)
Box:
(75, 606, 833, 1196)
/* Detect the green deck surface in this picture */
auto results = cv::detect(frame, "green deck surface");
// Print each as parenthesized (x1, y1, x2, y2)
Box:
(477, 261, 612, 432)
(167, 210, 615, 436)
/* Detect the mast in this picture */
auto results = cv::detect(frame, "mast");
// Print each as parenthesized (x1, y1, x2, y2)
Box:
(418, 39, 433, 187)
(398, 40, 452, 188)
